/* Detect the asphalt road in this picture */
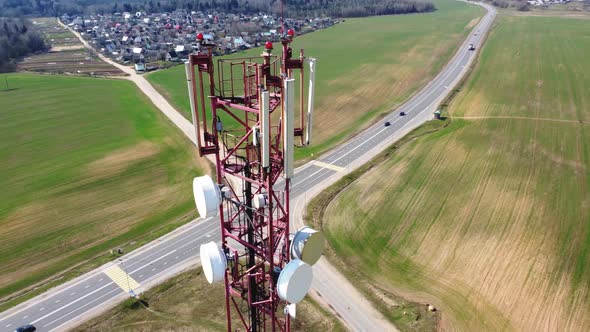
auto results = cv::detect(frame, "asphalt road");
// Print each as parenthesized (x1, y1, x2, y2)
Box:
(0, 3, 495, 331)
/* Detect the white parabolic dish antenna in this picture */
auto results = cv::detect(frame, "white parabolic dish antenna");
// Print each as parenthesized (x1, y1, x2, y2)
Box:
(290, 226, 324, 265)
(193, 175, 221, 218)
(200, 241, 226, 283)
(277, 259, 312, 303)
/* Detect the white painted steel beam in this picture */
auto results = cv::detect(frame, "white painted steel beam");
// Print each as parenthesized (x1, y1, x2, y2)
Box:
(306, 58, 316, 146)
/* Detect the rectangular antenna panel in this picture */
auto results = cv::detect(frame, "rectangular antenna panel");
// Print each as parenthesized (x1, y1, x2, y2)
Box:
(284, 78, 295, 178)
(261, 90, 270, 168)
(184, 62, 200, 148)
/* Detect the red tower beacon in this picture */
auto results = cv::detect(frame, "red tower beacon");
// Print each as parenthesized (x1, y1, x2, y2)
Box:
(185, 25, 322, 332)
(265, 41, 274, 52)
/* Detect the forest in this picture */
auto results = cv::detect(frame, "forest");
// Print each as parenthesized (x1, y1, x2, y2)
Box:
(0, 0, 435, 18)
(0, 18, 47, 72)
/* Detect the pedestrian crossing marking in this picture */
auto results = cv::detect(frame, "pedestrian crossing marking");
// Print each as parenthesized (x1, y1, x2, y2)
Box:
(104, 265, 140, 292)
(312, 160, 345, 172)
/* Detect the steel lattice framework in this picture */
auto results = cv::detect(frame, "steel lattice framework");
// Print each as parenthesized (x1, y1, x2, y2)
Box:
(186, 34, 309, 331)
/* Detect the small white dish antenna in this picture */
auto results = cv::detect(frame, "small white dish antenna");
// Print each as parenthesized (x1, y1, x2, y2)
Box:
(253, 193, 268, 209)
(220, 186, 233, 199)
(285, 303, 296, 319)
(277, 259, 312, 303)
(200, 241, 226, 283)
(193, 175, 221, 218)
(290, 226, 324, 265)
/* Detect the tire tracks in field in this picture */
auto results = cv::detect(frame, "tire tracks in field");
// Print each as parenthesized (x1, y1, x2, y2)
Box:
(415, 141, 473, 258)
(500, 74, 541, 320)
(362, 140, 423, 245)
(451, 116, 589, 125)
(393, 130, 457, 250)
(399, 133, 458, 250)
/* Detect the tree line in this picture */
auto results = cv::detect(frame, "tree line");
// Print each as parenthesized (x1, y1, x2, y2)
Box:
(481, 0, 530, 11)
(0, 18, 48, 72)
(0, 0, 435, 18)
(272, 0, 435, 18)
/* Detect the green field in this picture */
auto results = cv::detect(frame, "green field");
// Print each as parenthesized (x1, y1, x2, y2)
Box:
(74, 266, 345, 332)
(320, 15, 590, 331)
(147, 0, 484, 160)
(0, 74, 205, 305)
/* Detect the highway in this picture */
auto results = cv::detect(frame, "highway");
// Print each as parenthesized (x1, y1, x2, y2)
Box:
(0, 2, 495, 331)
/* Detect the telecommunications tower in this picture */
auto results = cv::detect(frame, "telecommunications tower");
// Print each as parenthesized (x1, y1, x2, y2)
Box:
(186, 29, 324, 331)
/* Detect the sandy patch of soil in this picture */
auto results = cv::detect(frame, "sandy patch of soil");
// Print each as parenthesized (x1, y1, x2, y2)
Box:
(50, 45, 85, 52)
(87, 142, 160, 178)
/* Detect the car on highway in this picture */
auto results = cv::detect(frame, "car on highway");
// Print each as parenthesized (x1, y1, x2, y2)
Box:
(400, 111, 406, 116)
(468, 43, 476, 51)
(384, 121, 391, 127)
(15, 325, 36, 332)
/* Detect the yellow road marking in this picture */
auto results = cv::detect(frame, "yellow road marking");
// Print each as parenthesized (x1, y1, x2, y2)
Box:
(312, 160, 345, 172)
(104, 265, 140, 292)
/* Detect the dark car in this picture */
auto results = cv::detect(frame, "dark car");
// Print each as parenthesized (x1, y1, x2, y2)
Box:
(15, 324, 36, 332)
(384, 121, 391, 127)
(400, 111, 406, 116)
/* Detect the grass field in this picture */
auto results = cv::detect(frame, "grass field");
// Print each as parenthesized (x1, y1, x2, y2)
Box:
(0, 74, 205, 305)
(147, 0, 484, 160)
(320, 14, 590, 331)
(75, 266, 345, 332)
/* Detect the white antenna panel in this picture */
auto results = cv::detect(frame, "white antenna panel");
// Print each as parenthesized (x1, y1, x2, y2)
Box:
(290, 226, 324, 266)
(261, 89, 270, 168)
(200, 241, 227, 283)
(184, 62, 199, 144)
(305, 58, 316, 146)
(283, 78, 295, 178)
(277, 259, 312, 303)
(193, 175, 221, 218)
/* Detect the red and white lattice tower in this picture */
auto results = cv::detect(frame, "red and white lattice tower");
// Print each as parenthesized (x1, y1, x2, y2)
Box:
(186, 30, 324, 332)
